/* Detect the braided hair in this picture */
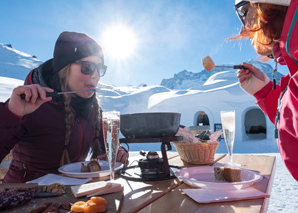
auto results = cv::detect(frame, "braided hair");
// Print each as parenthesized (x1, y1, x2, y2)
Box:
(58, 65, 103, 166)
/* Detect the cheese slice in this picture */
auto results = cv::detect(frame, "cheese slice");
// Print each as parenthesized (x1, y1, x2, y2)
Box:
(86, 183, 122, 197)
(71, 181, 112, 197)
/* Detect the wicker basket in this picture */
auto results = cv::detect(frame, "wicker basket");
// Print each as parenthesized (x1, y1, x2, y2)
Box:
(173, 141, 219, 164)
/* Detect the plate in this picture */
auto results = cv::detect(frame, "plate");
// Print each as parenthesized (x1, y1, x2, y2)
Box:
(175, 166, 262, 190)
(58, 161, 123, 178)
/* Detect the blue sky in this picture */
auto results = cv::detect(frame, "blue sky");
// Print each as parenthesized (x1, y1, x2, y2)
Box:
(0, 0, 288, 86)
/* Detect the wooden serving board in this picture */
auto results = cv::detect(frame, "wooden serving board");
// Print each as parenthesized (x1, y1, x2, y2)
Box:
(1, 185, 124, 213)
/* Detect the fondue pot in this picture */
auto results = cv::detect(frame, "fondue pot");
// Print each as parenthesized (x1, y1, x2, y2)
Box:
(120, 112, 181, 138)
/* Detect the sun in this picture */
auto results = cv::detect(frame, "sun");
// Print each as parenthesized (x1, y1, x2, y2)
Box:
(101, 24, 137, 60)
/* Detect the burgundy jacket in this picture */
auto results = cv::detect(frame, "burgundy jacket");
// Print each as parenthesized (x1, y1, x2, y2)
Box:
(0, 66, 105, 183)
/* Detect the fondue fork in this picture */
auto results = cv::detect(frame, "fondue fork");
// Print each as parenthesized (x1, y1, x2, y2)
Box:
(20, 89, 96, 100)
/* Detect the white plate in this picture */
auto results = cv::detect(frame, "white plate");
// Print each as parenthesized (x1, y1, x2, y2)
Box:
(175, 166, 262, 190)
(58, 161, 123, 178)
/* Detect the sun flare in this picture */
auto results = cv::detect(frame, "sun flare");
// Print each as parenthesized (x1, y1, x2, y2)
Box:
(101, 24, 137, 60)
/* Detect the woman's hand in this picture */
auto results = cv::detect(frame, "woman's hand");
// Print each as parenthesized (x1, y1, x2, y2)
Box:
(116, 146, 129, 164)
(96, 146, 129, 165)
(236, 62, 270, 95)
(8, 84, 53, 116)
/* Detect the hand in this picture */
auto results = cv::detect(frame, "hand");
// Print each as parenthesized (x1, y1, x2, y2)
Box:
(236, 62, 270, 95)
(8, 84, 53, 116)
(116, 146, 129, 164)
(96, 146, 128, 164)
(273, 42, 286, 65)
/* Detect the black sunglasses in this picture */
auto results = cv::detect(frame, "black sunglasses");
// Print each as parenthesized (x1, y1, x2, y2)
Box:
(74, 60, 107, 77)
(234, 1, 250, 26)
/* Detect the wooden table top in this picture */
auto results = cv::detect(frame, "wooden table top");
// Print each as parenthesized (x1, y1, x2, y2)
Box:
(2, 152, 276, 213)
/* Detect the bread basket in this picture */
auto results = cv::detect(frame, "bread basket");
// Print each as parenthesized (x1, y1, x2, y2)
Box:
(173, 141, 219, 164)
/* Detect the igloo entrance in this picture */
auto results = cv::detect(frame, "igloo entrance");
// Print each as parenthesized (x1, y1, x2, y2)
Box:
(244, 108, 267, 140)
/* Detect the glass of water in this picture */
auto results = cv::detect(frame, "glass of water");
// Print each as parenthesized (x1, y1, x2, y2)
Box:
(102, 111, 120, 180)
(220, 110, 241, 167)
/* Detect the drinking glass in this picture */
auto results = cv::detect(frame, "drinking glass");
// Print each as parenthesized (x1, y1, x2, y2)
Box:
(220, 110, 241, 167)
(102, 111, 120, 181)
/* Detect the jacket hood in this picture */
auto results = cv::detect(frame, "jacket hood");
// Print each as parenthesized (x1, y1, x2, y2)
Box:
(31, 59, 62, 103)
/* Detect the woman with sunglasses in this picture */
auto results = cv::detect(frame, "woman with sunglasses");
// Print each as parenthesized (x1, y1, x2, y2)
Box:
(0, 31, 128, 183)
(233, 0, 298, 181)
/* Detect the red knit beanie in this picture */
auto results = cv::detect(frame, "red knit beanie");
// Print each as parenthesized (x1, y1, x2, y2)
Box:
(52, 31, 104, 73)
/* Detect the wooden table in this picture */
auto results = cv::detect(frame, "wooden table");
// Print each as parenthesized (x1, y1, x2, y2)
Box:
(2, 152, 276, 213)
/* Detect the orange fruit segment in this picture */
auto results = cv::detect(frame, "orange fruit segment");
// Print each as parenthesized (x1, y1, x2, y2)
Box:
(71, 197, 107, 213)
(84, 205, 106, 213)
(86, 200, 97, 206)
(90, 196, 108, 206)
(71, 201, 87, 212)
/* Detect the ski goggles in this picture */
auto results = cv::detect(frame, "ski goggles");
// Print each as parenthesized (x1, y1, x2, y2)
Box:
(235, 1, 250, 26)
(74, 60, 107, 77)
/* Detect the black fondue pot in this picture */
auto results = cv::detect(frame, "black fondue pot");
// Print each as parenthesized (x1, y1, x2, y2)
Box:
(120, 112, 181, 138)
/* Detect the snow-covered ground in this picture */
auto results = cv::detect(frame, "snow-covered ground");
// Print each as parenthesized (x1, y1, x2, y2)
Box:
(258, 153, 298, 212)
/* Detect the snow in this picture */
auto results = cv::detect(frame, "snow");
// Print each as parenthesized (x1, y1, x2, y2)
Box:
(0, 43, 297, 212)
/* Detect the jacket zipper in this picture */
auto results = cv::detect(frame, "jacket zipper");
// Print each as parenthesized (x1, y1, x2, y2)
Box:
(73, 118, 83, 161)
(20, 164, 30, 183)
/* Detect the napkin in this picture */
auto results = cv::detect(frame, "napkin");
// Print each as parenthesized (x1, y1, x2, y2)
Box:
(183, 187, 270, 203)
(27, 173, 92, 185)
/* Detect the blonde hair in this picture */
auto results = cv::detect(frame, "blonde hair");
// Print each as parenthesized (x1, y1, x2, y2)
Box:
(58, 65, 103, 166)
(230, 3, 287, 60)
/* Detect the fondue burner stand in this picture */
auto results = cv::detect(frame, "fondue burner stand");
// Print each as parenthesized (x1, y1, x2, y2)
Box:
(119, 136, 182, 181)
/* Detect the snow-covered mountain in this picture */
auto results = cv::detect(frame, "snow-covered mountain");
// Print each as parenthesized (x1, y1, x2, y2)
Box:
(161, 61, 283, 90)
(0, 43, 42, 80)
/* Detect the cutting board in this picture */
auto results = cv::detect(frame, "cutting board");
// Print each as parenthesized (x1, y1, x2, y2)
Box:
(1, 185, 124, 213)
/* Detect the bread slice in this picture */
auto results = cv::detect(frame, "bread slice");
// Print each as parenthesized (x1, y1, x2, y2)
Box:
(223, 167, 242, 182)
(81, 163, 89, 172)
(214, 166, 242, 182)
(201, 55, 215, 71)
(213, 167, 225, 181)
(87, 161, 101, 172)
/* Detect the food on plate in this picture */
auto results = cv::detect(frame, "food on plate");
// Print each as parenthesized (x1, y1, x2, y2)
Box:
(201, 55, 215, 71)
(84, 205, 106, 213)
(43, 183, 66, 194)
(214, 166, 242, 182)
(81, 160, 102, 172)
(71, 201, 87, 212)
(90, 196, 108, 206)
(81, 163, 89, 172)
(213, 167, 225, 181)
(223, 167, 242, 182)
(88, 160, 101, 172)
(71, 197, 107, 213)
(0, 189, 34, 211)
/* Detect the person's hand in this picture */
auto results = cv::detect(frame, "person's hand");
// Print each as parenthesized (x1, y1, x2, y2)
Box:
(96, 146, 128, 164)
(116, 146, 128, 164)
(236, 62, 270, 95)
(273, 42, 286, 65)
(8, 84, 53, 116)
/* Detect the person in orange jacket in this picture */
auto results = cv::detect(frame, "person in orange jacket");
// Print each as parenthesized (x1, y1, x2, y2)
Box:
(233, 0, 298, 181)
